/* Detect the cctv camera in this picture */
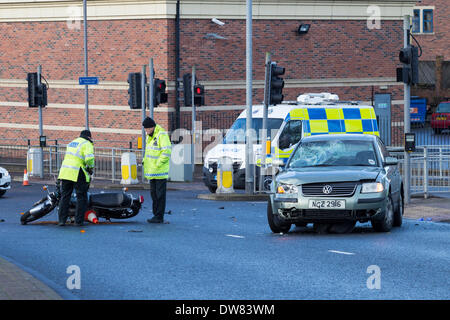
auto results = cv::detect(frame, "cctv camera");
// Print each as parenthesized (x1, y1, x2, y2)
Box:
(211, 18, 225, 26)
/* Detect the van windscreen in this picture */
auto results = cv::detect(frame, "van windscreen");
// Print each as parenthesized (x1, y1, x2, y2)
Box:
(223, 118, 283, 144)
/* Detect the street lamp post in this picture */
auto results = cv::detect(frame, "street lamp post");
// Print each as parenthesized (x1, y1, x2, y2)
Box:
(83, 0, 89, 130)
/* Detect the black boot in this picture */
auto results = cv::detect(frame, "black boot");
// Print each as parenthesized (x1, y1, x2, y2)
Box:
(147, 215, 164, 224)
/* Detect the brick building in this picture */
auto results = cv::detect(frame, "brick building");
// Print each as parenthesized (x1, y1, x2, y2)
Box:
(411, 0, 450, 107)
(0, 0, 416, 150)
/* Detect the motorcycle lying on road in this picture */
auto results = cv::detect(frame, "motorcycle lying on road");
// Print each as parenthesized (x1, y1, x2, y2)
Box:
(20, 180, 144, 225)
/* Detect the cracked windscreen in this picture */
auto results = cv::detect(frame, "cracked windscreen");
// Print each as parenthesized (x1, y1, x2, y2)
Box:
(288, 139, 378, 168)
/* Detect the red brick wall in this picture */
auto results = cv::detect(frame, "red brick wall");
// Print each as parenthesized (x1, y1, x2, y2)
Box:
(0, 17, 405, 147)
(178, 19, 403, 83)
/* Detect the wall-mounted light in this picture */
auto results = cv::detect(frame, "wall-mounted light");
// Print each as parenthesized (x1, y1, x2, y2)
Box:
(204, 33, 227, 40)
(298, 24, 310, 35)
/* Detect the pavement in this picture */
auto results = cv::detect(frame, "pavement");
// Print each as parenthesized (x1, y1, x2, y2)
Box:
(1, 174, 450, 300)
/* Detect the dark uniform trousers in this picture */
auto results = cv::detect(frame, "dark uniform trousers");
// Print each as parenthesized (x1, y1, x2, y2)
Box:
(150, 179, 167, 220)
(58, 169, 90, 224)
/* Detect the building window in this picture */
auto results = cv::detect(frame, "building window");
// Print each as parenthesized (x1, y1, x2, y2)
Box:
(411, 7, 434, 34)
(423, 10, 433, 33)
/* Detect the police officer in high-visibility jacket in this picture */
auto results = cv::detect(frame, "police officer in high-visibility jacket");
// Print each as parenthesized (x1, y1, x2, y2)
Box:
(142, 117, 171, 223)
(57, 130, 95, 226)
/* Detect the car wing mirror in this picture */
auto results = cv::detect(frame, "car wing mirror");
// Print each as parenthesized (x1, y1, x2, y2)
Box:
(383, 156, 398, 166)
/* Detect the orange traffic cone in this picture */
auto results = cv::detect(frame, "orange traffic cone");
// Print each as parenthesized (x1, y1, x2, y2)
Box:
(84, 210, 98, 224)
(23, 169, 30, 186)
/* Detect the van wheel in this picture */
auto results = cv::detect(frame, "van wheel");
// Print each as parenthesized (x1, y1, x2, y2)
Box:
(263, 176, 272, 191)
(393, 192, 403, 227)
(267, 200, 291, 233)
(371, 195, 394, 232)
(207, 185, 217, 193)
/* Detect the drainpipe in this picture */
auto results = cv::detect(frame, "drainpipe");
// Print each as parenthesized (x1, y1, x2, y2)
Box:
(175, 0, 180, 130)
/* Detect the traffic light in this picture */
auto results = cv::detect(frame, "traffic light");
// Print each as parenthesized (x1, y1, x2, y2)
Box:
(39, 83, 47, 107)
(154, 79, 168, 106)
(194, 84, 205, 106)
(269, 62, 285, 105)
(183, 73, 192, 107)
(127, 72, 142, 109)
(398, 45, 419, 85)
(27, 73, 47, 107)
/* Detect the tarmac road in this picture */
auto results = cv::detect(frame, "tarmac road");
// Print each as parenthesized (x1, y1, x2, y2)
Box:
(0, 181, 449, 300)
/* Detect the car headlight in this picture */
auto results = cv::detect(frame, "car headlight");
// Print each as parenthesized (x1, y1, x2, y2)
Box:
(276, 184, 298, 195)
(361, 182, 384, 193)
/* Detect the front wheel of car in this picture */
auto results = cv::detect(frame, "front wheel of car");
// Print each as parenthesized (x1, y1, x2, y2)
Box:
(267, 200, 291, 233)
(393, 192, 403, 227)
(0, 190, 6, 197)
(371, 195, 394, 232)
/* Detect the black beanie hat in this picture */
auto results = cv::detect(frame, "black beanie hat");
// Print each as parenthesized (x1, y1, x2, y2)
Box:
(142, 117, 156, 128)
(80, 129, 92, 141)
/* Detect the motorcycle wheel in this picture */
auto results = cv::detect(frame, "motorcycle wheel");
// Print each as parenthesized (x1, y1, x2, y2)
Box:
(20, 199, 57, 225)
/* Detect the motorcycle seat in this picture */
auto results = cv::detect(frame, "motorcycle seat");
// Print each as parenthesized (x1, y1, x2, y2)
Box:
(89, 192, 131, 208)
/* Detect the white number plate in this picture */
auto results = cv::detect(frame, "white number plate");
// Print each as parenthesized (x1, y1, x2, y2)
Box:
(308, 199, 345, 209)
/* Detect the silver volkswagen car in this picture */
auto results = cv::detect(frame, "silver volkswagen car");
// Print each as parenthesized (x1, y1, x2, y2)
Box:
(268, 134, 403, 233)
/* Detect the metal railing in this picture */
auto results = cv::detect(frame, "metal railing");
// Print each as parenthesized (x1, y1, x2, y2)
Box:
(389, 146, 450, 197)
(45, 145, 145, 183)
(0, 143, 145, 183)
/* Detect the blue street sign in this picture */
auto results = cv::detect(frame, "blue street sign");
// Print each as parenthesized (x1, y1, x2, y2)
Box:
(79, 77, 99, 85)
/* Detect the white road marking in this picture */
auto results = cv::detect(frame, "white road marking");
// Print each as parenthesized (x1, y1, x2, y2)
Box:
(328, 250, 355, 255)
(225, 234, 245, 239)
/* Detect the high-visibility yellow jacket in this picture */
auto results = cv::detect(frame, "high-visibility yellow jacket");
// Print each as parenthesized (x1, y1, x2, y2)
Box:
(58, 137, 95, 182)
(143, 124, 171, 180)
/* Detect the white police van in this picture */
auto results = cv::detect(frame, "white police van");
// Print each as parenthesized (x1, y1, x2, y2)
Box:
(202, 93, 379, 193)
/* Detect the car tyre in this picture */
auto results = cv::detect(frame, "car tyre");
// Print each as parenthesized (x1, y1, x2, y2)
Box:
(0, 190, 6, 197)
(433, 128, 442, 134)
(267, 200, 291, 233)
(371, 195, 394, 232)
(393, 192, 403, 227)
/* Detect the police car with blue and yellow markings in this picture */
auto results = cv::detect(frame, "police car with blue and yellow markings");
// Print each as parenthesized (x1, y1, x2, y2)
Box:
(202, 93, 380, 193)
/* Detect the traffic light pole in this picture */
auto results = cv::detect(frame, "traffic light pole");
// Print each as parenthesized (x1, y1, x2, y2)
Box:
(259, 52, 271, 193)
(37, 65, 44, 178)
(149, 58, 155, 119)
(245, 0, 254, 194)
(141, 65, 147, 161)
(403, 15, 411, 205)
